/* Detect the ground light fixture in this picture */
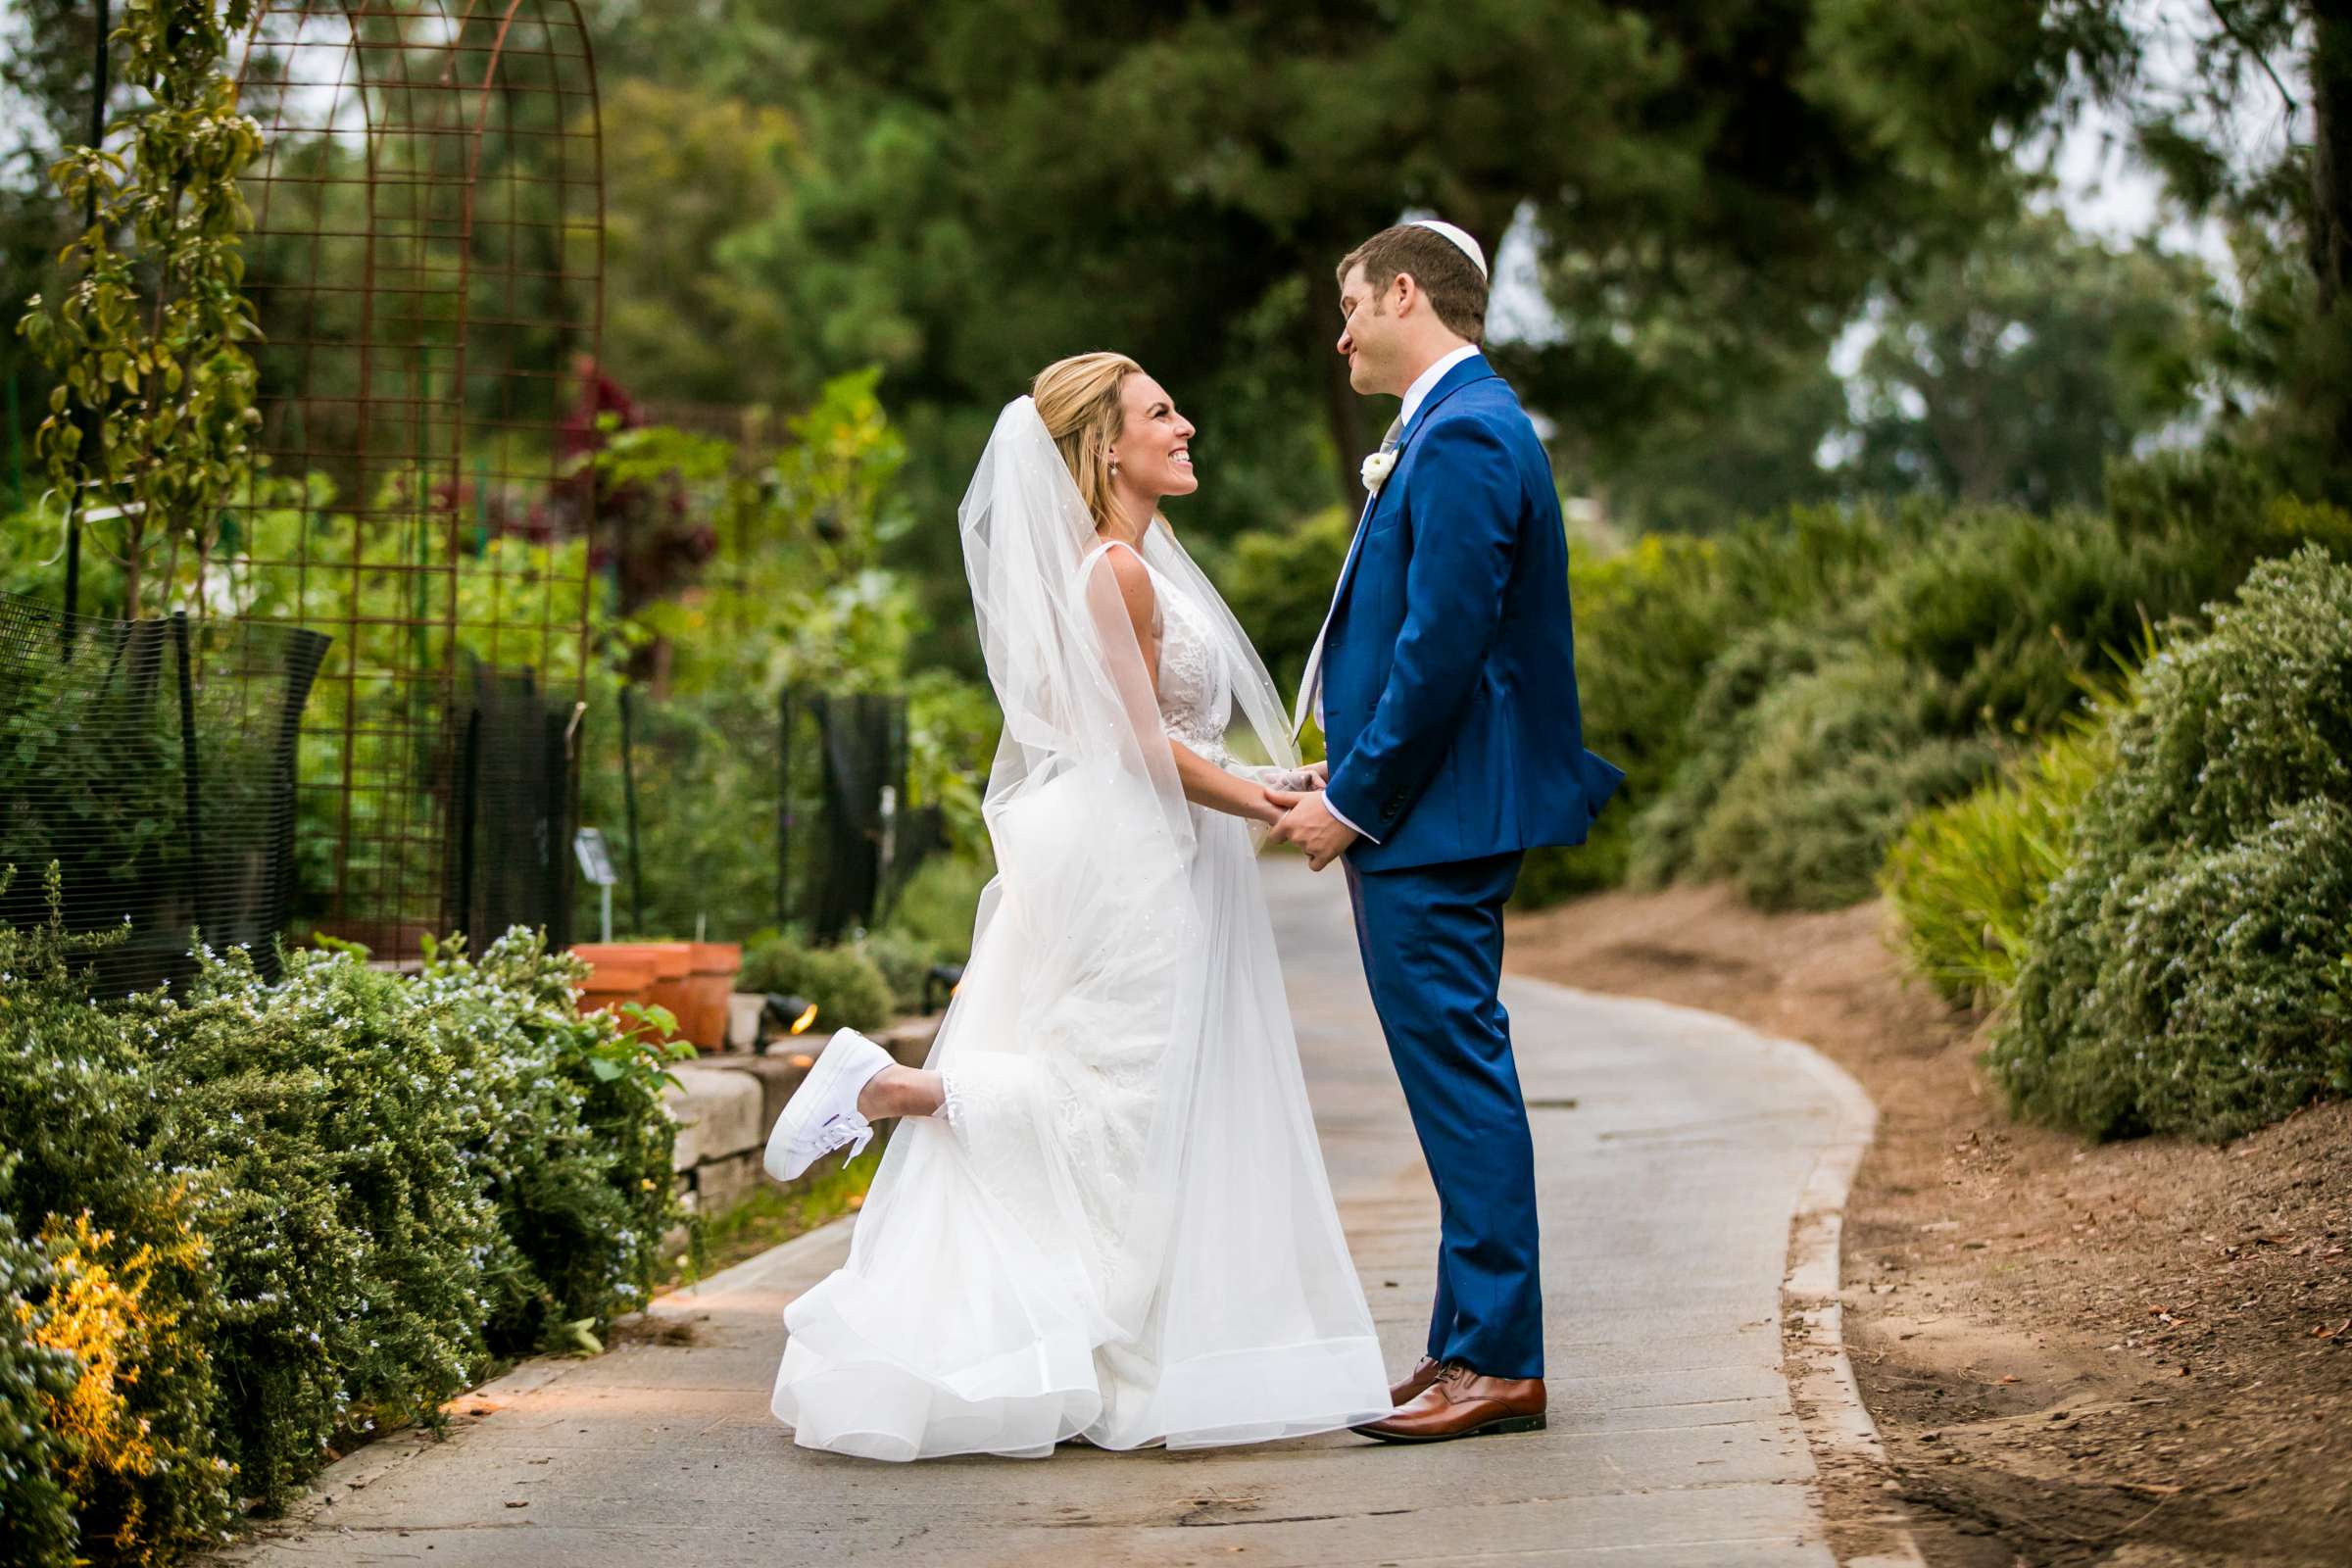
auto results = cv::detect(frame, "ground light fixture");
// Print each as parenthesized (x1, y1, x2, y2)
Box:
(924, 962, 965, 1014)
(755, 993, 819, 1055)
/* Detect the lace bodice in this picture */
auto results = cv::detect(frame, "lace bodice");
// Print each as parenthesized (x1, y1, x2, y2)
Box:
(1152, 565, 1234, 759)
(1094, 539, 1302, 788)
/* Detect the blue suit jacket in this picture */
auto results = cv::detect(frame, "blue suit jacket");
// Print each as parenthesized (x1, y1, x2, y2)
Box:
(1321, 353, 1624, 873)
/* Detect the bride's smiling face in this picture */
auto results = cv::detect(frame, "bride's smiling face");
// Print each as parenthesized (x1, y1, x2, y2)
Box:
(1108, 373, 1198, 503)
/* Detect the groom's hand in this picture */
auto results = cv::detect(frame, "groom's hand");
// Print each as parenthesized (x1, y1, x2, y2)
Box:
(1274, 791, 1358, 872)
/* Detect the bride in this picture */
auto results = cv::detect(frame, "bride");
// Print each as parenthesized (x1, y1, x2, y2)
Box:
(763, 352, 1393, 1460)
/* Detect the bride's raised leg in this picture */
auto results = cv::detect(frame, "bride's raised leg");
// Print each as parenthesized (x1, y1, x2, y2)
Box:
(858, 1064, 946, 1120)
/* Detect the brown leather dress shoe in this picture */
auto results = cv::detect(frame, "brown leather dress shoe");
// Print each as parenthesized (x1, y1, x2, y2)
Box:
(1351, 1362, 1546, 1444)
(1390, 1354, 1447, 1407)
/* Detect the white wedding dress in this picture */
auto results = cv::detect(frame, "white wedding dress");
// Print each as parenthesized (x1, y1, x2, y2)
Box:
(769, 400, 1391, 1460)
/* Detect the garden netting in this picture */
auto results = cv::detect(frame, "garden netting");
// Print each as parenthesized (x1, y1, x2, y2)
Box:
(447, 662, 578, 955)
(580, 685, 937, 944)
(0, 590, 329, 996)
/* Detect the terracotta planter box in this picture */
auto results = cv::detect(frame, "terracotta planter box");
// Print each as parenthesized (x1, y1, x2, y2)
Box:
(681, 942, 742, 1051)
(569, 942, 694, 1039)
(571, 949, 658, 1020)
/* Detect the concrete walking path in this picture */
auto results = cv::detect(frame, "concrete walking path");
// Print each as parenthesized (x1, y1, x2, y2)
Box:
(213, 856, 1907, 1566)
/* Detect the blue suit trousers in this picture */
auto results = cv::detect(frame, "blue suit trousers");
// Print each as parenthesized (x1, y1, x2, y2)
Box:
(1344, 848, 1542, 1380)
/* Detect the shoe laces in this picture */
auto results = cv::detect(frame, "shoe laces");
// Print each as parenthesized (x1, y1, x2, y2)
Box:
(1435, 1358, 1475, 1387)
(807, 1109, 873, 1163)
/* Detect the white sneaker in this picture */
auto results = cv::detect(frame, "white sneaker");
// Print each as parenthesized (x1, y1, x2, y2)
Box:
(763, 1028, 894, 1182)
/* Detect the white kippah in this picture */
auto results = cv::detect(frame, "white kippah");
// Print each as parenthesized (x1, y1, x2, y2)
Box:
(1406, 219, 1488, 279)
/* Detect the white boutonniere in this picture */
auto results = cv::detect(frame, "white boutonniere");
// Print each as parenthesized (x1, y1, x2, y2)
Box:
(1360, 449, 1397, 495)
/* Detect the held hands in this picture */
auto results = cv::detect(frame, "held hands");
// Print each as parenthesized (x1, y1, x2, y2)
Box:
(1246, 759, 1327, 793)
(1263, 779, 1357, 872)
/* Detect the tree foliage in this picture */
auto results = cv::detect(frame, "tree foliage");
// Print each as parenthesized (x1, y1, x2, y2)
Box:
(1845, 209, 2210, 510)
(588, 0, 2109, 631)
(2054, 0, 2352, 495)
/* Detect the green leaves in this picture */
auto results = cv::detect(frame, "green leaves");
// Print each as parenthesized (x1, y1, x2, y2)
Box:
(15, 0, 264, 615)
(1989, 545, 2352, 1139)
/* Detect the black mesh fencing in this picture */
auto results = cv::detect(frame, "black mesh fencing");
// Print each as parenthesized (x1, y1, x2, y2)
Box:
(0, 591, 329, 996)
(575, 684, 934, 944)
(801, 691, 906, 944)
(446, 662, 577, 953)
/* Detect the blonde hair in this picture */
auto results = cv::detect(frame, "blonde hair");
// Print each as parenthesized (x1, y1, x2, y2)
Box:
(1032, 351, 1144, 536)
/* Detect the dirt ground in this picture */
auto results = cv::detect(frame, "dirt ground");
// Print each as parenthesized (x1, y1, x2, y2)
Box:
(1504, 884, 2352, 1568)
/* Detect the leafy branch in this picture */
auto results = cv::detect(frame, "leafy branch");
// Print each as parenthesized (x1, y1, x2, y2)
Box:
(17, 0, 264, 616)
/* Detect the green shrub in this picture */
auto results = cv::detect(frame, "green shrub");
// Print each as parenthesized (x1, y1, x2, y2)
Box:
(1865, 493, 2352, 740)
(1522, 504, 1897, 906)
(1990, 547, 2352, 1139)
(130, 947, 506, 1507)
(0, 884, 696, 1540)
(0, 1185, 86, 1568)
(0, 872, 235, 1558)
(1687, 658, 2002, 910)
(121, 933, 695, 1509)
(1627, 621, 1840, 891)
(1881, 726, 2111, 1008)
(854, 928, 946, 1014)
(2101, 445, 2278, 541)
(1519, 531, 1733, 901)
(881, 853, 991, 965)
(1214, 505, 1352, 701)
(1539, 470, 2349, 914)
(1701, 499, 1908, 626)
(413, 931, 690, 1357)
(739, 936, 895, 1032)
(1862, 507, 2156, 735)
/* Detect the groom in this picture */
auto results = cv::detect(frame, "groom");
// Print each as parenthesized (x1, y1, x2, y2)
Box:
(1268, 220, 1623, 1445)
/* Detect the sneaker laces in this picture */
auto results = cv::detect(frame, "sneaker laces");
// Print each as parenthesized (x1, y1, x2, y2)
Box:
(808, 1109, 873, 1164)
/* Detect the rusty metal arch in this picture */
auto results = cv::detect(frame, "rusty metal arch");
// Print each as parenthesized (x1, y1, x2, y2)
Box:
(225, 1, 604, 958)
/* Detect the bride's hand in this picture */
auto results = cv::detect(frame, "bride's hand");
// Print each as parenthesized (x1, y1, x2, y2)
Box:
(1259, 785, 1302, 829)
(1300, 759, 1329, 789)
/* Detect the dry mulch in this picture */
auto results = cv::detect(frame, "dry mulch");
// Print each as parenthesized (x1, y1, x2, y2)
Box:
(1504, 883, 2352, 1567)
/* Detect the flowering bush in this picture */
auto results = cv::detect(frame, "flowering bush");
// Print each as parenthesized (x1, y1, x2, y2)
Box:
(122, 930, 693, 1508)
(127, 945, 509, 1503)
(0, 1191, 87, 1568)
(414, 931, 690, 1353)
(0, 871, 234, 1564)
(0, 870, 694, 1555)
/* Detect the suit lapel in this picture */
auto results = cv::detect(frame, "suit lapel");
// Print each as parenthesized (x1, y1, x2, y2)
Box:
(1292, 353, 1505, 737)
(1327, 354, 1494, 613)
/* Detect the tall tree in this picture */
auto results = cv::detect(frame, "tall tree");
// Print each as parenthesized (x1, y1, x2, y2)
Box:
(638, 0, 2104, 656)
(2061, 0, 2352, 491)
(1844, 208, 2211, 510)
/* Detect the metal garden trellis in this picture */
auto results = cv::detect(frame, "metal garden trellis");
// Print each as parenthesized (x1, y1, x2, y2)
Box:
(215, 1, 605, 961)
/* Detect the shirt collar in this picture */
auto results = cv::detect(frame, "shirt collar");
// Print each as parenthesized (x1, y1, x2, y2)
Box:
(1397, 344, 1481, 432)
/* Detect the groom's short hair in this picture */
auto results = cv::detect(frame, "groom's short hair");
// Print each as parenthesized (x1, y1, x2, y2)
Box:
(1339, 225, 1488, 345)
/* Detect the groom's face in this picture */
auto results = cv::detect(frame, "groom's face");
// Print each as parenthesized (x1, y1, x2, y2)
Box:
(1336, 264, 1402, 397)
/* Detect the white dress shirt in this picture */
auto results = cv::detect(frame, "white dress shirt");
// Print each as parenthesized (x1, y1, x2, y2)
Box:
(1396, 343, 1481, 433)
(1313, 344, 1484, 844)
